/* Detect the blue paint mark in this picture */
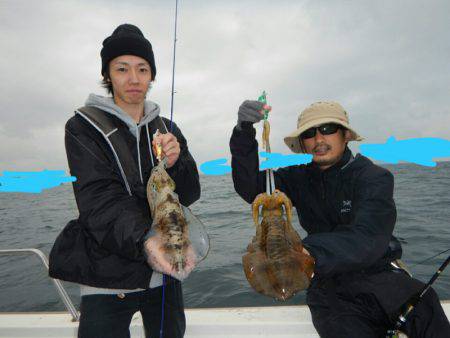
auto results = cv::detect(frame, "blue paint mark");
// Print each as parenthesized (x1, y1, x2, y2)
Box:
(360, 137, 450, 167)
(0, 170, 76, 193)
(259, 152, 312, 170)
(199, 158, 232, 176)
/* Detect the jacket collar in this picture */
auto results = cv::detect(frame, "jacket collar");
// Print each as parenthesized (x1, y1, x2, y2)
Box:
(307, 147, 354, 177)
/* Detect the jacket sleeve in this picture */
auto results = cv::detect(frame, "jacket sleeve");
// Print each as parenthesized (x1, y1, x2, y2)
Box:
(302, 168, 397, 278)
(65, 118, 150, 261)
(229, 123, 297, 204)
(165, 120, 201, 207)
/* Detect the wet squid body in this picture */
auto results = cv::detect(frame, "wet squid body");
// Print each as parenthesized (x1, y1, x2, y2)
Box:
(146, 162, 195, 280)
(243, 190, 315, 300)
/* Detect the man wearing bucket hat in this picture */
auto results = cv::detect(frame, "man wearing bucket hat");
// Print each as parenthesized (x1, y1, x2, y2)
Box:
(49, 24, 200, 338)
(230, 100, 450, 337)
(283, 101, 362, 154)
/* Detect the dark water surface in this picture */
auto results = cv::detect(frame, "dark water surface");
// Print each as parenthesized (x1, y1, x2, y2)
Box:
(1, 162, 449, 312)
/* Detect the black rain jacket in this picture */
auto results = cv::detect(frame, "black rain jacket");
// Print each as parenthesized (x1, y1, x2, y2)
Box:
(230, 124, 449, 332)
(49, 112, 200, 289)
(230, 124, 399, 279)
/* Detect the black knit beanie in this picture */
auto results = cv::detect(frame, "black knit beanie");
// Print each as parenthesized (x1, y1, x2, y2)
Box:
(101, 24, 156, 79)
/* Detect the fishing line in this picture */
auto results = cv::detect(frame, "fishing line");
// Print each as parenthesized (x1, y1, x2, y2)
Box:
(159, 274, 166, 338)
(258, 91, 275, 195)
(410, 248, 450, 268)
(160, 1, 179, 336)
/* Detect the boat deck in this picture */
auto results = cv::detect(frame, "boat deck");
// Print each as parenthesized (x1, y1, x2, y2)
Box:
(1, 302, 449, 337)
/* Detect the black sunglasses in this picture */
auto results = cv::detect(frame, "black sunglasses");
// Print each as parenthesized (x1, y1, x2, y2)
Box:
(300, 123, 342, 140)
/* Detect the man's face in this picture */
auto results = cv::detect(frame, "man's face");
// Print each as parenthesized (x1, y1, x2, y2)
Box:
(109, 55, 152, 106)
(300, 124, 351, 170)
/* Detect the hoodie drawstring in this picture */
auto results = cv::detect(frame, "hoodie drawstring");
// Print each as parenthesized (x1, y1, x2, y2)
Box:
(146, 124, 155, 167)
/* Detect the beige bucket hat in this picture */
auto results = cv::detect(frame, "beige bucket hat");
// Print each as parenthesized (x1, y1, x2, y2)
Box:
(283, 101, 363, 153)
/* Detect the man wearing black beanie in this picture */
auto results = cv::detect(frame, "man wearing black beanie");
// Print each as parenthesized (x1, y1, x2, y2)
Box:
(49, 23, 200, 338)
(101, 23, 157, 93)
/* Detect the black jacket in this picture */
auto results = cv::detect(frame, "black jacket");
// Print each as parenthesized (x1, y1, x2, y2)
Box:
(49, 113, 200, 289)
(230, 123, 399, 280)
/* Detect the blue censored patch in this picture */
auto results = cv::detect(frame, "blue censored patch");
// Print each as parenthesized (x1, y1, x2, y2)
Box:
(0, 170, 76, 193)
(360, 136, 450, 167)
(259, 152, 312, 170)
(199, 153, 313, 175)
(199, 158, 232, 175)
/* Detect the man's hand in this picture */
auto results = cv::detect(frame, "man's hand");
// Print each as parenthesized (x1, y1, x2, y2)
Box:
(152, 132, 180, 168)
(237, 100, 272, 130)
(144, 235, 197, 281)
(144, 236, 173, 273)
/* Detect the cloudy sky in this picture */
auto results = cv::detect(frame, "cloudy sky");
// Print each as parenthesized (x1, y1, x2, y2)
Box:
(0, 0, 449, 172)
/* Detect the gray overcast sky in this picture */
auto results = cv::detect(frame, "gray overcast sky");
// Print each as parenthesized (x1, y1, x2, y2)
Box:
(0, 0, 449, 171)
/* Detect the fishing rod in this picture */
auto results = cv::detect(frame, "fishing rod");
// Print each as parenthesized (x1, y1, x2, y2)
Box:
(410, 248, 450, 268)
(386, 255, 450, 337)
(169, 0, 179, 133)
(160, 1, 179, 337)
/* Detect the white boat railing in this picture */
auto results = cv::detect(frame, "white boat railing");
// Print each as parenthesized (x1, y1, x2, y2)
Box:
(0, 248, 80, 322)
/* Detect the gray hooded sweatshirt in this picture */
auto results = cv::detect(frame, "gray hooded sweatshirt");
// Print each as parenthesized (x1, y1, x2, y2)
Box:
(84, 94, 168, 185)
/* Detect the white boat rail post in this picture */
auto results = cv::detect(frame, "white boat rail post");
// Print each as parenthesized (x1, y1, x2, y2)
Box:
(0, 248, 80, 322)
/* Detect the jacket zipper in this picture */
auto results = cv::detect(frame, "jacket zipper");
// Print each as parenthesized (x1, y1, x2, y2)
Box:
(136, 128, 144, 184)
(320, 173, 326, 200)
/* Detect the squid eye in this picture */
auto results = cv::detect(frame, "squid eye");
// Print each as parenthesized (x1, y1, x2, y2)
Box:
(152, 183, 157, 192)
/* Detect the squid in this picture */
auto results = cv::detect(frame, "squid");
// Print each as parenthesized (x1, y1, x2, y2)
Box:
(243, 190, 315, 300)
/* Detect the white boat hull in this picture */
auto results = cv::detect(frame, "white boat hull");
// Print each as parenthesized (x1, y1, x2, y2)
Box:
(1, 302, 449, 338)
